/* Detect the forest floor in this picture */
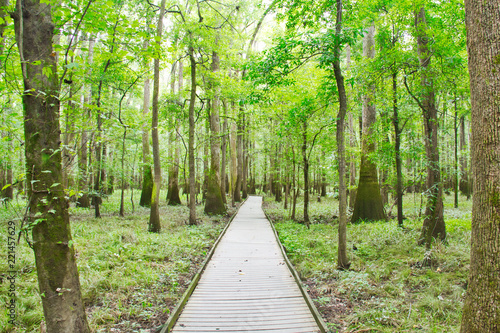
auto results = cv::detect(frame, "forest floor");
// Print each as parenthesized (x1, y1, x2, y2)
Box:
(0, 190, 471, 332)
(0, 190, 240, 333)
(263, 192, 471, 333)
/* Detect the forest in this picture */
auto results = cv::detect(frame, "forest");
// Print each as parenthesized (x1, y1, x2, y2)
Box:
(0, 0, 499, 332)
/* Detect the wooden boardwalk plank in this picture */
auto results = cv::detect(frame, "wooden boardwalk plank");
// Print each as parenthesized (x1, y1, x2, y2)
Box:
(170, 196, 321, 333)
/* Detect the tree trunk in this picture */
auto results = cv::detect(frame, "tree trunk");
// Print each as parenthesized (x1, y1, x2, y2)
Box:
(205, 51, 226, 215)
(351, 24, 386, 223)
(167, 61, 182, 206)
(230, 119, 237, 206)
(148, 0, 166, 233)
(13, 1, 90, 330)
(291, 147, 297, 221)
(415, 7, 446, 247)
(459, 115, 470, 199)
(140, 48, 153, 207)
(334, 0, 350, 270)
(460, 1, 500, 331)
(274, 144, 282, 203)
(302, 121, 310, 227)
(220, 101, 228, 204)
(188, 44, 197, 225)
(242, 114, 248, 199)
(393, 71, 404, 227)
(348, 110, 357, 209)
(234, 108, 243, 202)
(454, 95, 458, 208)
(461, 0, 500, 333)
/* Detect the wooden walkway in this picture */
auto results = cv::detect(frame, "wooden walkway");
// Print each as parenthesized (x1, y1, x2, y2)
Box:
(169, 196, 322, 333)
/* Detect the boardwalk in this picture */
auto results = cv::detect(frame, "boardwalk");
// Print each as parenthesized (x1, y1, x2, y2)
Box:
(169, 196, 322, 333)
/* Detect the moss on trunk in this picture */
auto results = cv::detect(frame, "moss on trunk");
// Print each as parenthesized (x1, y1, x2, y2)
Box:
(204, 170, 226, 215)
(140, 165, 153, 207)
(13, 0, 90, 330)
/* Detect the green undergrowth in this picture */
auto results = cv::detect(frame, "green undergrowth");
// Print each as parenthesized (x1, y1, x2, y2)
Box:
(263, 194, 471, 333)
(0, 190, 236, 333)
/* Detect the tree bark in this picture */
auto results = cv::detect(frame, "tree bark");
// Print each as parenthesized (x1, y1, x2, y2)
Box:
(204, 51, 226, 215)
(167, 61, 182, 206)
(242, 114, 248, 199)
(148, 0, 166, 233)
(274, 144, 282, 202)
(454, 95, 459, 208)
(188, 44, 197, 225)
(13, 0, 90, 330)
(230, 119, 237, 206)
(302, 121, 310, 227)
(220, 101, 228, 204)
(334, 0, 350, 270)
(139, 45, 153, 207)
(461, 1, 500, 331)
(351, 24, 386, 223)
(415, 7, 446, 247)
(234, 108, 243, 202)
(393, 71, 404, 227)
(459, 115, 470, 199)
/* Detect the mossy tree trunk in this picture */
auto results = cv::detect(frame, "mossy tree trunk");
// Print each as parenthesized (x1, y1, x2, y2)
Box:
(414, 7, 446, 247)
(148, 0, 166, 233)
(351, 24, 386, 223)
(13, 0, 90, 330)
(204, 51, 226, 215)
(461, 0, 500, 330)
(140, 48, 153, 207)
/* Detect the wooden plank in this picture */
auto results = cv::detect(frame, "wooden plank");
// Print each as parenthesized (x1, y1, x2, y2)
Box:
(168, 196, 322, 333)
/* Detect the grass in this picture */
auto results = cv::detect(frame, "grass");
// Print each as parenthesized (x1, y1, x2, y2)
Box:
(263, 192, 471, 333)
(0, 190, 238, 333)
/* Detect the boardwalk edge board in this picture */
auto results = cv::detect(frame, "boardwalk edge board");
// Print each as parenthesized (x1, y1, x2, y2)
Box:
(263, 203, 329, 333)
(159, 197, 248, 333)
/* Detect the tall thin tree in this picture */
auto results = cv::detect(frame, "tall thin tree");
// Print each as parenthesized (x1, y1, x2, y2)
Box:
(334, 0, 350, 270)
(148, 0, 166, 233)
(414, 7, 446, 247)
